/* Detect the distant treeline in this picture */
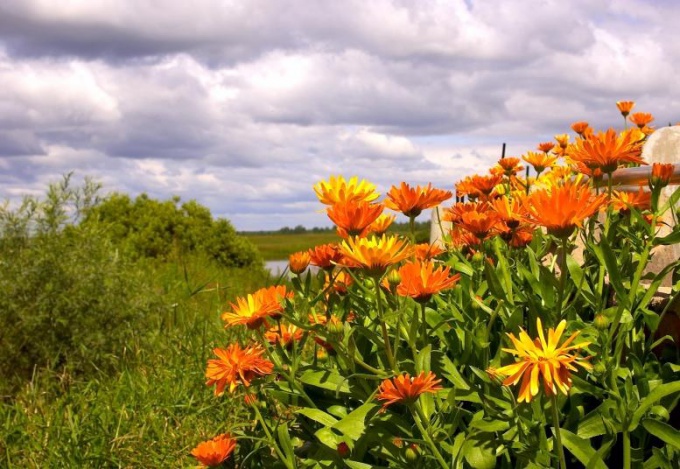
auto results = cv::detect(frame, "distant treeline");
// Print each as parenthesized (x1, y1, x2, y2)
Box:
(242, 219, 431, 235)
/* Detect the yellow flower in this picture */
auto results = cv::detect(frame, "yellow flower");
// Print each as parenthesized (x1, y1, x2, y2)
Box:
(489, 318, 592, 403)
(339, 234, 412, 276)
(314, 175, 379, 205)
(221, 285, 292, 329)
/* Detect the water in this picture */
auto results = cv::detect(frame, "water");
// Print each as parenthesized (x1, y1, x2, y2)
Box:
(264, 260, 320, 277)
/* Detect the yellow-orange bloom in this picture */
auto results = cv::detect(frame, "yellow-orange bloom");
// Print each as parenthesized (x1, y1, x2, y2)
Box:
(377, 372, 443, 410)
(629, 112, 654, 128)
(324, 270, 353, 295)
(537, 142, 556, 153)
(385, 182, 453, 218)
(650, 163, 675, 189)
(468, 174, 503, 198)
(568, 128, 645, 174)
(555, 134, 569, 149)
(339, 234, 412, 276)
(289, 251, 311, 274)
(523, 151, 557, 174)
(191, 434, 237, 467)
(490, 195, 528, 230)
(496, 157, 524, 177)
(205, 344, 274, 395)
(455, 177, 481, 200)
(368, 213, 396, 235)
(489, 318, 592, 403)
(314, 175, 379, 205)
(616, 100, 635, 117)
(396, 259, 460, 302)
(458, 210, 502, 240)
(327, 200, 384, 238)
(443, 201, 490, 224)
(413, 243, 446, 260)
(222, 285, 292, 329)
(265, 323, 304, 349)
(611, 188, 651, 214)
(571, 121, 591, 136)
(308, 243, 343, 270)
(523, 180, 607, 238)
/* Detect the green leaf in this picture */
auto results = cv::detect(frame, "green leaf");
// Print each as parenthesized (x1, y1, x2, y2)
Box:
(437, 353, 470, 390)
(416, 344, 432, 373)
(277, 422, 296, 465)
(462, 437, 496, 469)
(642, 419, 680, 449)
(595, 237, 629, 309)
(560, 428, 608, 469)
(630, 381, 680, 431)
(469, 419, 510, 433)
(484, 260, 507, 302)
(297, 408, 339, 427)
(300, 369, 352, 394)
(332, 401, 378, 441)
(344, 461, 378, 469)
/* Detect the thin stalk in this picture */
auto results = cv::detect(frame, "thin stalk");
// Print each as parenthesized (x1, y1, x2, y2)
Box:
(374, 277, 397, 372)
(411, 402, 449, 469)
(551, 395, 567, 469)
(556, 237, 569, 320)
(420, 302, 427, 344)
(251, 402, 295, 469)
(623, 429, 631, 469)
(409, 215, 417, 244)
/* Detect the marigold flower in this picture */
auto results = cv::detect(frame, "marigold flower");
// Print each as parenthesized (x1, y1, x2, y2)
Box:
(339, 234, 412, 276)
(568, 128, 645, 174)
(413, 243, 446, 260)
(385, 182, 453, 218)
(265, 323, 304, 349)
(289, 251, 311, 275)
(314, 175, 379, 205)
(448, 226, 481, 251)
(468, 174, 503, 198)
(490, 196, 528, 230)
(222, 285, 292, 329)
(554, 134, 569, 149)
(611, 188, 651, 214)
(455, 177, 481, 200)
(377, 372, 443, 409)
(650, 163, 675, 189)
(489, 318, 592, 403)
(523, 151, 557, 175)
(522, 180, 607, 238)
(368, 213, 396, 235)
(507, 226, 534, 248)
(443, 201, 490, 224)
(308, 243, 343, 270)
(191, 433, 237, 467)
(206, 344, 274, 395)
(537, 142, 556, 153)
(495, 157, 524, 177)
(396, 259, 460, 303)
(616, 100, 635, 117)
(629, 112, 654, 128)
(458, 210, 502, 240)
(571, 121, 591, 136)
(327, 200, 384, 238)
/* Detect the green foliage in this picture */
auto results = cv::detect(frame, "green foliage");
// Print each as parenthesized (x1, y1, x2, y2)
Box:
(83, 192, 263, 268)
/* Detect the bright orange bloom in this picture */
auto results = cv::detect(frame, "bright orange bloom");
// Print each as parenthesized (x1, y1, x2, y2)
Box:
(396, 259, 460, 302)
(571, 121, 591, 136)
(308, 243, 343, 270)
(327, 200, 384, 238)
(385, 182, 452, 218)
(468, 174, 503, 197)
(496, 157, 524, 177)
(490, 195, 528, 230)
(523, 151, 557, 174)
(413, 243, 446, 260)
(568, 128, 645, 174)
(616, 100, 635, 117)
(537, 142, 556, 153)
(629, 112, 654, 128)
(455, 177, 481, 200)
(265, 323, 304, 349)
(522, 180, 607, 238)
(458, 209, 502, 240)
(554, 134, 569, 149)
(368, 213, 396, 235)
(650, 163, 675, 189)
(289, 251, 311, 275)
(376, 372, 443, 409)
(222, 285, 291, 329)
(611, 188, 651, 214)
(314, 175, 379, 205)
(339, 234, 412, 276)
(489, 318, 592, 403)
(443, 201, 490, 224)
(448, 226, 481, 251)
(191, 434, 237, 467)
(506, 226, 534, 248)
(205, 344, 274, 395)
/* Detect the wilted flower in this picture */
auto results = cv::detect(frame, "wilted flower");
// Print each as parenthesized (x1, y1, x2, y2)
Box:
(377, 372, 443, 410)
(191, 434, 237, 467)
(314, 175, 379, 205)
(489, 318, 592, 403)
(205, 344, 274, 395)
(384, 182, 452, 218)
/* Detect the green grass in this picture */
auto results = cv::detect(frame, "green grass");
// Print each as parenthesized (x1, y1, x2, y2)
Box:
(244, 232, 341, 260)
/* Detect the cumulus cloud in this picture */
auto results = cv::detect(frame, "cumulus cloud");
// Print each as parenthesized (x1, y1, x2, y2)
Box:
(0, 0, 678, 230)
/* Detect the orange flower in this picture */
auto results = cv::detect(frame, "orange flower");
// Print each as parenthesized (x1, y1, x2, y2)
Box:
(205, 344, 274, 395)
(443, 201, 490, 224)
(537, 142, 556, 153)
(222, 285, 291, 329)
(376, 372, 443, 409)
(522, 179, 607, 238)
(568, 128, 645, 174)
(650, 163, 675, 189)
(308, 243, 343, 270)
(571, 121, 591, 136)
(448, 226, 481, 251)
(506, 226, 534, 248)
(339, 234, 412, 276)
(523, 151, 557, 174)
(191, 434, 237, 467)
(385, 182, 452, 218)
(490, 195, 528, 230)
(458, 209, 502, 240)
(554, 134, 569, 149)
(289, 251, 311, 274)
(629, 112, 654, 128)
(324, 270, 353, 295)
(495, 157, 524, 176)
(489, 318, 591, 403)
(468, 174, 503, 198)
(368, 213, 396, 235)
(611, 188, 651, 214)
(616, 100, 635, 117)
(396, 259, 460, 302)
(455, 177, 481, 200)
(265, 323, 303, 349)
(314, 175, 379, 205)
(413, 243, 446, 260)
(327, 200, 384, 238)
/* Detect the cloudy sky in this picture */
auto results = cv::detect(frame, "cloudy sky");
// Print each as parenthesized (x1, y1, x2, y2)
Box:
(0, 0, 678, 230)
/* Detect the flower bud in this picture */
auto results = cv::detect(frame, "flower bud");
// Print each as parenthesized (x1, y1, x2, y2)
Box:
(337, 442, 350, 459)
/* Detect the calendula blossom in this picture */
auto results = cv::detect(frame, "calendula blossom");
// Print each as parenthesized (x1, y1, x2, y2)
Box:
(314, 175, 379, 205)
(339, 234, 412, 276)
(327, 200, 384, 238)
(376, 371, 443, 410)
(384, 182, 452, 218)
(396, 259, 460, 303)
(191, 433, 237, 467)
(490, 318, 592, 403)
(205, 343, 274, 395)
(222, 285, 292, 329)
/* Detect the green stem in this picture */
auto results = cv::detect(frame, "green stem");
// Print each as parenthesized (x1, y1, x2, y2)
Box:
(420, 302, 427, 344)
(551, 395, 567, 469)
(556, 237, 568, 320)
(251, 402, 295, 469)
(374, 277, 397, 372)
(409, 215, 416, 244)
(623, 428, 631, 469)
(411, 402, 449, 469)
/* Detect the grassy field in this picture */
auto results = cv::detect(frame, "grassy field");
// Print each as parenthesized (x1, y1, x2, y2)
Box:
(244, 231, 341, 260)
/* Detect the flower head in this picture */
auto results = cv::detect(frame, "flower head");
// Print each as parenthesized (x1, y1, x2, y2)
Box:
(413, 243, 446, 261)
(468, 174, 503, 198)
(489, 318, 592, 403)
(368, 213, 396, 236)
(308, 243, 343, 270)
(289, 251, 311, 275)
(568, 128, 645, 174)
(327, 200, 384, 238)
(458, 209, 502, 240)
(571, 121, 591, 137)
(396, 259, 460, 302)
(523, 151, 557, 175)
(222, 285, 292, 329)
(630, 112, 654, 129)
(314, 175, 379, 205)
(206, 344, 274, 395)
(265, 323, 304, 349)
(339, 234, 412, 276)
(611, 188, 651, 215)
(191, 434, 237, 467)
(554, 134, 570, 149)
(650, 163, 675, 189)
(385, 182, 452, 218)
(377, 372, 443, 410)
(616, 100, 635, 117)
(495, 157, 524, 177)
(537, 142, 556, 153)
